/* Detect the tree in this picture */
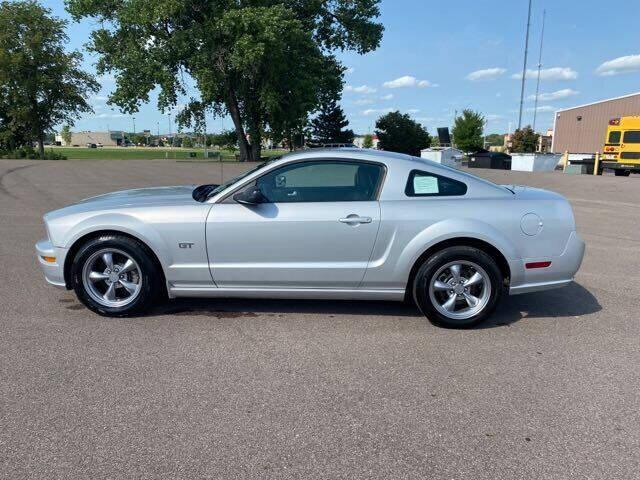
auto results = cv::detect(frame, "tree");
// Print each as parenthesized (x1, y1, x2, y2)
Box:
(66, 1, 384, 162)
(0, 1, 99, 158)
(310, 98, 354, 144)
(375, 111, 430, 156)
(182, 136, 193, 148)
(60, 125, 72, 145)
(511, 125, 539, 153)
(363, 134, 374, 149)
(484, 133, 504, 148)
(210, 130, 238, 150)
(452, 109, 485, 153)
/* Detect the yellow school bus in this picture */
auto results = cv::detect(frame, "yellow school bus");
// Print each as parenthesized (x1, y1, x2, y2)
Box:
(602, 116, 640, 176)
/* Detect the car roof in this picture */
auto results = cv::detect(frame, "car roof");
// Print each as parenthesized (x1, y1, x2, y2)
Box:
(210, 148, 508, 202)
(271, 148, 506, 193)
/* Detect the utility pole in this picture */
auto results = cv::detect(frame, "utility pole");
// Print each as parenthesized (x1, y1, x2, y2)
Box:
(517, 0, 533, 131)
(203, 112, 208, 159)
(532, 9, 546, 132)
(168, 113, 172, 147)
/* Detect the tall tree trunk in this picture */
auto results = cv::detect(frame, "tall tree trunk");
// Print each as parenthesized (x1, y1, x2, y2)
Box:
(38, 132, 45, 159)
(225, 86, 252, 162)
(251, 141, 260, 163)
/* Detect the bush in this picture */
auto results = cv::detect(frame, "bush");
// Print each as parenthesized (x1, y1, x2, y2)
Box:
(0, 148, 67, 160)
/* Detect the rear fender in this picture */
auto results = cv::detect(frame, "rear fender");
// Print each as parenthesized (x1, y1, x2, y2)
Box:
(395, 218, 521, 285)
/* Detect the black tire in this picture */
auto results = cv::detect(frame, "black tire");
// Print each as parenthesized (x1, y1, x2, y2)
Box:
(70, 234, 164, 317)
(614, 170, 631, 177)
(413, 246, 503, 329)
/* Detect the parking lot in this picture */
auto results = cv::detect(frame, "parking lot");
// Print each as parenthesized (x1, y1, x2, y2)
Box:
(1, 158, 639, 479)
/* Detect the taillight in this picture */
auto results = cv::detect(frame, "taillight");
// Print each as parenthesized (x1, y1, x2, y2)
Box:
(525, 261, 552, 269)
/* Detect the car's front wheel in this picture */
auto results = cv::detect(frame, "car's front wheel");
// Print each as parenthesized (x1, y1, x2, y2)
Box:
(70, 234, 163, 317)
(413, 246, 503, 328)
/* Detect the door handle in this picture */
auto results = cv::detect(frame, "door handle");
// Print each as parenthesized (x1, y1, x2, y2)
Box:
(339, 215, 372, 225)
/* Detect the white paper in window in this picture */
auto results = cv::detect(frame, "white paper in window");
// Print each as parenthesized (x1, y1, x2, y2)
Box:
(414, 175, 439, 194)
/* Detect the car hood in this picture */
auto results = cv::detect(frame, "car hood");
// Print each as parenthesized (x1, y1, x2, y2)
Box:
(44, 185, 198, 223)
(76, 185, 197, 207)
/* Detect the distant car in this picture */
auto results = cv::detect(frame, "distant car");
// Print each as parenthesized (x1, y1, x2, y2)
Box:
(36, 149, 585, 328)
(96, 143, 104, 148)
(86, 143, 97, 149)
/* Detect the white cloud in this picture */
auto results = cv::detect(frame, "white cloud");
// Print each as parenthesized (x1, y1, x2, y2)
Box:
(90, 95, 109, 103)
(526, 105, 556, 113)
(345, 84, 377, 94)
(97, 113, 126, 119)
(383, 76, 432, 89)
(596, 54, 640, 76)
(512, 67, 578, 81)
(486, 114, 504, 122)
(97, 73, 116, 84)
(415, 116, 437, 123)
(527, 89, 579, 102)
(466, 67, 506, 81)
(407, 108, 420, 114)
(354, 99, 375, 105)
(362, 108, 394, 116)
(380, 94, 394, 101)
(345, 67, 355, 74)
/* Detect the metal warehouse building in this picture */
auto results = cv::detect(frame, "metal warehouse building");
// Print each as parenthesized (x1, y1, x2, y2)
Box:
(552, 92, 640, 154)
(56, 131, 125, 147)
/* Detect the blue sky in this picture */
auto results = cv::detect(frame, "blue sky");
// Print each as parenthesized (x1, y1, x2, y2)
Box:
(42, 0, 640, 135)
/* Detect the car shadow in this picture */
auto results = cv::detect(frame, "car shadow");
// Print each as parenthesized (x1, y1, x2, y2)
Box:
(479, 281, 602, 329)
(151, 282, 601, 328)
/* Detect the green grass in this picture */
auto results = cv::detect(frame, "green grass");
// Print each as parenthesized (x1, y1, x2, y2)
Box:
(46, 146, 287, 161)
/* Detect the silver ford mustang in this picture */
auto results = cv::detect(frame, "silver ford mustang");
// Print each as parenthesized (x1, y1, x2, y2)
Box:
(36, 149, 585, 328)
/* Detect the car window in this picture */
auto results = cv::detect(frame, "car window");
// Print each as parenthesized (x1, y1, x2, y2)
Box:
(405, 170, 467, 197)
(255, 161, 384, 203)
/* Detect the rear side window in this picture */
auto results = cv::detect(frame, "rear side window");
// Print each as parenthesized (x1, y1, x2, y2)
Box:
(623, 131, 640, 143)
(405, 170, 467, 197)
(608, 131, 621, 144)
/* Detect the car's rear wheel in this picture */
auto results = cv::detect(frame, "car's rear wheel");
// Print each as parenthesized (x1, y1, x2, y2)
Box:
(70, 235, 163, 316)
(614, 169, 631, 177)
(413, 246, 503, 328)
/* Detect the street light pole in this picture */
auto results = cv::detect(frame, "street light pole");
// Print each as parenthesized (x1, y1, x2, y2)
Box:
(517, 0, 533, 131)
(532, 9, 546, 133)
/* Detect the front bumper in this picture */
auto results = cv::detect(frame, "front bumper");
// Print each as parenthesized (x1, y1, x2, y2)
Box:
(35, 239, 68, 288)
(509, 231, 585, 295)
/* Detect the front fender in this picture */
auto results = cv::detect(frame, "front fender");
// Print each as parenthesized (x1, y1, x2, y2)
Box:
(55, 212, 173, 273)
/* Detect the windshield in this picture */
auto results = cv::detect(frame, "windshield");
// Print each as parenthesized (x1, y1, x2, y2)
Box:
(204, 158, 280, 200)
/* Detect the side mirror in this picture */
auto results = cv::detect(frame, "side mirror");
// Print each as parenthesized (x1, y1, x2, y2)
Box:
(233, 186, 265, 205)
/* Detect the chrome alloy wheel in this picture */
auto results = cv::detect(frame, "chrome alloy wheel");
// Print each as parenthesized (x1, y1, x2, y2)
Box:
(82, 248, 142, 308)
(428, 260, 491, 320)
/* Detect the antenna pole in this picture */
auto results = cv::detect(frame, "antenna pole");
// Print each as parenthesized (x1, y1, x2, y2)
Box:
(533, 9, 546, 132)
(517, 0, 533, 131)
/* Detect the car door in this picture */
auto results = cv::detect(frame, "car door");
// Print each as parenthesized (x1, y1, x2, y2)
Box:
(206, 159, 385, 289)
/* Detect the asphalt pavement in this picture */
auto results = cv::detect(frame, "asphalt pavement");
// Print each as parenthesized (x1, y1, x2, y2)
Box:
(1, 159, 638, 479)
